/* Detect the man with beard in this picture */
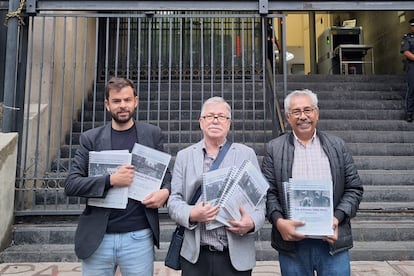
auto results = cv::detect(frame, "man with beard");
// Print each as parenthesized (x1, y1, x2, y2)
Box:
(262, 89, 363, 275)
(65, 77, 171, 275)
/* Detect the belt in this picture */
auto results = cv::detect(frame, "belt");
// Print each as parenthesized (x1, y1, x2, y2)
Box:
(201, 245, 228, 252)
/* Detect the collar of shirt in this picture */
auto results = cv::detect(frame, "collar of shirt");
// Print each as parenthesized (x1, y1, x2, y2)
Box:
(292, 129, 317, 146)
(202, 139, 227, 157)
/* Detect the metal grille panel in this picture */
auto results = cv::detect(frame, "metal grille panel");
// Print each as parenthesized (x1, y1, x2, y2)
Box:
(14, 12, 285, 215)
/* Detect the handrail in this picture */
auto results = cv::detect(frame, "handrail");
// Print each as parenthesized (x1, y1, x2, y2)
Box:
(265, 58, 285, 137)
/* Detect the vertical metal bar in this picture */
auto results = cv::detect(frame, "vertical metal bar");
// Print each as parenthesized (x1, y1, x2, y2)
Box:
(127, 17, 131, 79)
(178, 17, 183, 147)
(167, 17, 173, 153)
(146, 17, 152, 123)
(281, 14, 287, 98)
(309, 12, 317, 74)
(63, 16, 78, 175)
(136, 17, 142, 115)
(92, 18, 100, 129)
(21, 16, 34, 182)
(220, 18, 224, 94)
(115, 17, 120, 76)
(241, 17, 246, 143)
(157, 17, 163, 125)
(251, 17, 257, 147)
(23, 15, 39, 207)
(261, 18, 267, 145)
(2, 0, 20, 132)
(230, 18, 235, 142)
(210, 17, 214, 96)
(79, 17, 89, 137)
(189, 17, 193, 142)
(57, 16, 68, 181)
(200, 18, 204, 102)
(32, 16, 43, 185)
(46, 16, 57, 182)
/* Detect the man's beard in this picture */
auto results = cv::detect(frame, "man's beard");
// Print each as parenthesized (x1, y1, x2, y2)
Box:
(109, 109, 135, 124)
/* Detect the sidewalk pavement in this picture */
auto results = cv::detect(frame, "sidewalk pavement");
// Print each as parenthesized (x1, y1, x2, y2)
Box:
(0, 261, 413, 275)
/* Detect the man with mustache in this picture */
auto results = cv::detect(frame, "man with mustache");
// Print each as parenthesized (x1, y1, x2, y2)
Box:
(262, 89, 363, 275)
(65, 77, 171, 275)
(167, 96, 266, 275)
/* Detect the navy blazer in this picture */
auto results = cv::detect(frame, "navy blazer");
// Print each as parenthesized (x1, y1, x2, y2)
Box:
(64, 121, 171, 259)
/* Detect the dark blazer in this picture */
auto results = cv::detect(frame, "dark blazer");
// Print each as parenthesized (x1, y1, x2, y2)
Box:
(64, 121, 171, 259)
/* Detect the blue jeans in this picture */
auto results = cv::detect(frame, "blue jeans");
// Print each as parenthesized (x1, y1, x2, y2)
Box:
(279, 239, 350, 276)
(82, 228, 154, 276)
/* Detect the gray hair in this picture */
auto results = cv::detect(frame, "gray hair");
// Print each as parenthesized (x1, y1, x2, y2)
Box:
(200, 96, 232, 119)
(284, 89, 319, 112)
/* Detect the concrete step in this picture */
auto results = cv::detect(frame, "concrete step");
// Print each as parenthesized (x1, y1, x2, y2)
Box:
(359, 170, 414, 186)
(326, 131, 414, 143)
(353, 156, 414, 170)
(2, 228, 414, 263)
(8, 217, 414, 245)
(320, 110, 405, 120)
(0, 244, 77, 263)
(66, 128, 414, 146)
(318, 120, 414, 131)
(362, 185, 414, 202)
(275, 74, 405, 84)
(359, 202, 414, 212)
(348, 143, 414, 156)
(350, 241, 414, 261)
(275, 80, 405, 92)
(313, 90, 405, 101)
(59, 142, 414, 160)
(318, 100, 403, 110)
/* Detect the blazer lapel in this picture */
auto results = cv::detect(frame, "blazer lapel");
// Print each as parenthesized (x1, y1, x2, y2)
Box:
(191, 141, 204, 179)
(96, 123, 112, 150)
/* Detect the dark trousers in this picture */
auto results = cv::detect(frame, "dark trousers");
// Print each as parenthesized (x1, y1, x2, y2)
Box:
(180, 247, 252, 276)
(406, 62, 414, 114)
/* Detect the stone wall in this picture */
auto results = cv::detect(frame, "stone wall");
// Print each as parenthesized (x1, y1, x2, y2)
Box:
(0, 133, 18, 251)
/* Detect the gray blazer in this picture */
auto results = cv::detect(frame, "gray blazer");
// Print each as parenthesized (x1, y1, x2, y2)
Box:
(64, 121, 171, 259)
(167, 140, 266, 271)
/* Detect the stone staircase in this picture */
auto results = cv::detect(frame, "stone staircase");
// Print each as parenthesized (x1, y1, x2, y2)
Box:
(1, 74, 414, 262)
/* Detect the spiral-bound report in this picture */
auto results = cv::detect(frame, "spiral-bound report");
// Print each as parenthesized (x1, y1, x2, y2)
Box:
(283, 178, 334, 237)
(202, 160, 269, 229)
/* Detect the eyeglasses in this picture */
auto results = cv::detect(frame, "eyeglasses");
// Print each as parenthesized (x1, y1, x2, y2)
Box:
(201, 114, 230, 122)
(288, 107, 317, 118)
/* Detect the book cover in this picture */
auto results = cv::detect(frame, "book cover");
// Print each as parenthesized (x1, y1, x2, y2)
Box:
(284, 179, 334, 237)
(87, 150, 131, 209)
(217, 160, 269, 226)
(128, 143, 171, 201)
(202, 166, 237, 230)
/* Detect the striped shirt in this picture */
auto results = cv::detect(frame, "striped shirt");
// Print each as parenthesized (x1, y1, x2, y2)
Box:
(199, 143, 228, 251)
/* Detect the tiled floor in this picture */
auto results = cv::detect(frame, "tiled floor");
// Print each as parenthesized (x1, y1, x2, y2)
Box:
(0, 261, 413, 276)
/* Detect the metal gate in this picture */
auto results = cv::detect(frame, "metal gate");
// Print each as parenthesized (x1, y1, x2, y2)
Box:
(3, 3, 286, 215)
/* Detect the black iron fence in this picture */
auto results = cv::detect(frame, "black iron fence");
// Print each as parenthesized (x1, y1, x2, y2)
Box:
(4, 9, 285, 215)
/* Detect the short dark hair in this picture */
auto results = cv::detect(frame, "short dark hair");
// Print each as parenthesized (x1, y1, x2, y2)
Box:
(105, 77, 136, 99)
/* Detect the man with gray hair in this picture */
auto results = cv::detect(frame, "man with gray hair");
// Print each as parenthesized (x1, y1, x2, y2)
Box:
(262, 89, 363, 275)
(168, 96, 266, 275)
